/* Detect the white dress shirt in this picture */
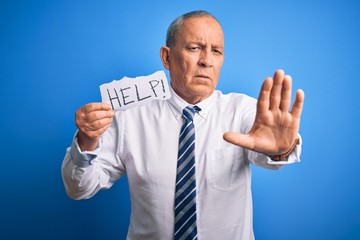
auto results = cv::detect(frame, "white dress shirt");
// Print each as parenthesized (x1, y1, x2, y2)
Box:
(62, 86, 301, 240)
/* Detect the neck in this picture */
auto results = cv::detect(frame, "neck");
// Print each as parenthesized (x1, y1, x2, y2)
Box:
(171, 85, 210, 104)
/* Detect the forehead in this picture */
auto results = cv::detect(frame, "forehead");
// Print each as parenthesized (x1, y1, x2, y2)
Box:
(177, 16, 224, 45)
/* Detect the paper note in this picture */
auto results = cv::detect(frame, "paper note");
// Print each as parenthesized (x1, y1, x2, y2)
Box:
(100, 70, 171, 111)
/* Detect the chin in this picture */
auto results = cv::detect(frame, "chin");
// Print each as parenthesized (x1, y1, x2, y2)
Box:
(189, 87, 213, 99)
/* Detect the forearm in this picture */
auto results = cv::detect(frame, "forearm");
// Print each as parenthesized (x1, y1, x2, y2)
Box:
(62, 112, 125, 199)
(61, 139, 108, 200)
(62, 132, 125, 200)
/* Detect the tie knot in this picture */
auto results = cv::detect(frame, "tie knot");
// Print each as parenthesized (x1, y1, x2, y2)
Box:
(183, 106, 201, 121)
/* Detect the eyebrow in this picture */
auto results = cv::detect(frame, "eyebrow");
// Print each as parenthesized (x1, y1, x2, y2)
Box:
(211, 44, 224, 49)
(186, 41, 224, 49)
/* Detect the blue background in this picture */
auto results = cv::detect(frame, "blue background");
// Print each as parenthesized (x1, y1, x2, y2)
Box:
(1, 0, 359, 239)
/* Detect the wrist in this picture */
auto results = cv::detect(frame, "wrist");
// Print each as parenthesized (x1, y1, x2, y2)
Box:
(77, 131, 100, 151)
(268, 138, 299, 161)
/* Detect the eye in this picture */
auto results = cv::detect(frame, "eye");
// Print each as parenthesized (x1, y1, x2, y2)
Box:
(187, 45, 201, 52)
(212, 49, 223, 55)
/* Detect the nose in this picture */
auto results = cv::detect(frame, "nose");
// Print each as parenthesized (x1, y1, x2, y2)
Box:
(198, 49, 213, 68)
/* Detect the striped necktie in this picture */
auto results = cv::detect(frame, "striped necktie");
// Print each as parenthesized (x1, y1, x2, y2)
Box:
(174, 106, 201, 240)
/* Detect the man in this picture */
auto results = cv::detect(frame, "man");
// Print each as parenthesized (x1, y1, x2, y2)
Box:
(62, 10, 304, 239)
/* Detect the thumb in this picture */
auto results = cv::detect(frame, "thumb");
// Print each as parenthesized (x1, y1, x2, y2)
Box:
(223, 132, 255, 150)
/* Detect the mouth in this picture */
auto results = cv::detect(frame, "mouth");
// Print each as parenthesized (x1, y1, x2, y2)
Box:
(195, 74, 211, 80)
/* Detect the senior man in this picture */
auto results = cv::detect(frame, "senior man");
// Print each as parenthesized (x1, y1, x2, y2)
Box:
(62, 10, 304, 239)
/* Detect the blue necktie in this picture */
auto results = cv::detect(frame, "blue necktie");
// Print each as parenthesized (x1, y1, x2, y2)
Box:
(174, 106, 201, 240)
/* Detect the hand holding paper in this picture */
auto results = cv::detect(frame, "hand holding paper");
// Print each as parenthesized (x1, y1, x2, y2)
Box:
(75, 102, 114, 151)
(75, 71, 171, 151)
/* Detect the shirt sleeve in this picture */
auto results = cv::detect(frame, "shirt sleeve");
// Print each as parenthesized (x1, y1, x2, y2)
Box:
(61, 112, 126, 200)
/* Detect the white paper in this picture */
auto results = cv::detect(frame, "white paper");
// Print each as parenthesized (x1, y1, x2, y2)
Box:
(100, 70, 171, 111)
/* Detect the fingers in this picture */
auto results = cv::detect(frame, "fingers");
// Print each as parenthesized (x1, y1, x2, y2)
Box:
(257, 77, 272, 114)
(223, 132, 255, 150)
(269, 69, 284, 110)
(80, 102, 113, 114)
(75, 102, 115, 141)
(81, 109, 114, 126)
(280, 75, 292, 112)
(291, 89, 305, 118)
(260, 69, 293, 112)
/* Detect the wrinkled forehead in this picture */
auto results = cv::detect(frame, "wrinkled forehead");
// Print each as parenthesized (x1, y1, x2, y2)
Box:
(177, 16, 224, 45)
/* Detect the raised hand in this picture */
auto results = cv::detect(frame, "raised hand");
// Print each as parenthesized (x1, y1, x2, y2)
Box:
(223, 69, 304, 156)
(75, 102, 115, 151)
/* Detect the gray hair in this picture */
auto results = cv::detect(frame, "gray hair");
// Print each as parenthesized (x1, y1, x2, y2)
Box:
(165, 10, 220, 48)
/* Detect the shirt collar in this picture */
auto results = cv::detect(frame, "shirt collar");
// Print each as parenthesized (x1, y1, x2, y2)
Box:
(167, 85, 215, 120)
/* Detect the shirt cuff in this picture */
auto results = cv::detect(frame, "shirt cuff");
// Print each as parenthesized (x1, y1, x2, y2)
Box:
(69, 132, 101, 168)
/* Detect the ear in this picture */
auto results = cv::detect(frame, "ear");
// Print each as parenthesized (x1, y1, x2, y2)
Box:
(160, 46, 171, 70)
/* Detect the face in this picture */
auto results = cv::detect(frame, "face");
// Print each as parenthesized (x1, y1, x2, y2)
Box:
(161, 16, 225, 104)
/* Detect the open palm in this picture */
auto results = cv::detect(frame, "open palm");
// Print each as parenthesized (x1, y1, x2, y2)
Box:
(223, 69, 304, 156)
